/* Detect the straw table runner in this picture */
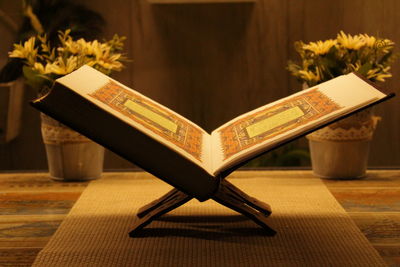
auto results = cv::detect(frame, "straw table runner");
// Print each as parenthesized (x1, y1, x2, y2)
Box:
(32, 172, 386, 267)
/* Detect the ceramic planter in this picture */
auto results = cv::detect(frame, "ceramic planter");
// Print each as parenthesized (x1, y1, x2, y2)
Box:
(40, 113, 104, 181)
(307, 108, 378, 179)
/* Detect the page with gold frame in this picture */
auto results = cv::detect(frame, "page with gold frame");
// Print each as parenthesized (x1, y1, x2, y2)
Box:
(211, 73, 386, 175)
(56, 66, 214, 174)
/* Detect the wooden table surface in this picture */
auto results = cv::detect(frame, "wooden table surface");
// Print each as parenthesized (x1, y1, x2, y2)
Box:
(0, 170, 399, 267)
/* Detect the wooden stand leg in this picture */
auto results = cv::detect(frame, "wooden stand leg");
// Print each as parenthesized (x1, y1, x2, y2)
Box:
(129, 189, 192, 237)
(220, 180, 272, 216)
(129, 180, 276, 237)
(136, 188, 191, 218)
(212, 180, 276, 235)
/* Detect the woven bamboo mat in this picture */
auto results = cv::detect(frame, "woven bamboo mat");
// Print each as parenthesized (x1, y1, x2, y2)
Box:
(32, 173, 387, 267)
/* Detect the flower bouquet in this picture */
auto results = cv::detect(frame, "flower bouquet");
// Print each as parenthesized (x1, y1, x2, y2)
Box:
(287, 31, 396, 87)
(8, 30, 126, 180)
(287, 31, 397, 179)
(9, 29, 126, 93)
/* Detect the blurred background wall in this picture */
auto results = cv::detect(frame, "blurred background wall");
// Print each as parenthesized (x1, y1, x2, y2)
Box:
(0, 0, 399, 170)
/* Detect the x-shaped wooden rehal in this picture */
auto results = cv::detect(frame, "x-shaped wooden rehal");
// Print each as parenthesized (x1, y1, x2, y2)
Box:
(129, 179, 276, 237)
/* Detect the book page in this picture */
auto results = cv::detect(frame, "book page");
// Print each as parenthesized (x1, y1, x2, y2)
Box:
(211, 73, 387, 175)
(56, 66, 213, 174)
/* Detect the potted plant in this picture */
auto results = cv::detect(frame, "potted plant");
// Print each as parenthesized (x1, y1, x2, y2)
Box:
(0, 0, 105, 143)
(287, 31, 397, 179)
(8, 29, 126, 180)
(0, 0, 118, 180)
(1, 0, 105, 83)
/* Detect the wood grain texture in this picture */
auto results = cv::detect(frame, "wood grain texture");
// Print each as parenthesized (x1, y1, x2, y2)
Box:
(340, 0, 400, 168)
(0, 0, 399, 170)
(349, 212, 400, 244)
(0, 247, 41, 267)
(0, 80, 24, 143)
(0, 1, 48, 170)
(148, 0, 256, 3)
(330, 189, 400, 212)
(0, 1, 21, 68)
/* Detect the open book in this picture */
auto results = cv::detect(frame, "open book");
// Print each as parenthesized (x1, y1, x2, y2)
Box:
(32, 65, 394, 200)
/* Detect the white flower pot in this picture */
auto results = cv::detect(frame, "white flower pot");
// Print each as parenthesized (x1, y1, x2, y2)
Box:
(41, 113, 104, 181)
(308, 138, 370, 179)
(307, 108, 378, 179)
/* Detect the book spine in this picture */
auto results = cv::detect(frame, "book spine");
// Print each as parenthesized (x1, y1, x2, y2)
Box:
(31, 82, 220, 201)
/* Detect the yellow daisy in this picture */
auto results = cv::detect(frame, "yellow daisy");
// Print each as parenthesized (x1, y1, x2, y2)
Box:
(337, 31, 365, 50)
(303, 39, 337, 55)
(46, 56, 78, 75)
(377, 39, 395, 53)
(360, 34, 376, 48)
(349, 62, 362, 72)
(375, 73, 392, 82)
(33, 62, 53, 74)
(298, 68, 321, 83)
(9, 37, 37, 62)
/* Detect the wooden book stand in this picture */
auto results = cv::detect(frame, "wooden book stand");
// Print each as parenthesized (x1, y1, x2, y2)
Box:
(129, 178, 276, 237)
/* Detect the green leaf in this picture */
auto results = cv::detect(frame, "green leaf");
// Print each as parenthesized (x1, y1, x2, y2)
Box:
(379, 51, 393, 64)
(22, 65, 50, 91)
(357, 62, 372, 76)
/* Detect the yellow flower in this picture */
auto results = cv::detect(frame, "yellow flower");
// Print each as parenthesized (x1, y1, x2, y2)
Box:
(46, 56, 78, 75)
(288, 30, 396, 85)
(367, 66, 392, 81)
(93, 53, 123, 71)
(8, 29, 126, 91)
(375, 73, 392, 82)
(57, 38, 124, 72)
(366, 68, 379, 79)
(61, 38, 81, 54)
(9, 37, 38, 65)
(349, 62, 362, 72)
(298, 68, 321, 83)
(91, 41, 106, 57)
(360, 34, 376, 48)
(32, 62, 53, 74)
(303, 39, 337, 55)
(377, 39, 395, 53)
(382, 39, 394, 47)
(337, 31, 365, 50)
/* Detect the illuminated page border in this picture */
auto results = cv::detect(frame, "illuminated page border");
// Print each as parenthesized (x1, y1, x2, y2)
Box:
(218, 88, 342, 160)
(90, 80, 204, 162)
